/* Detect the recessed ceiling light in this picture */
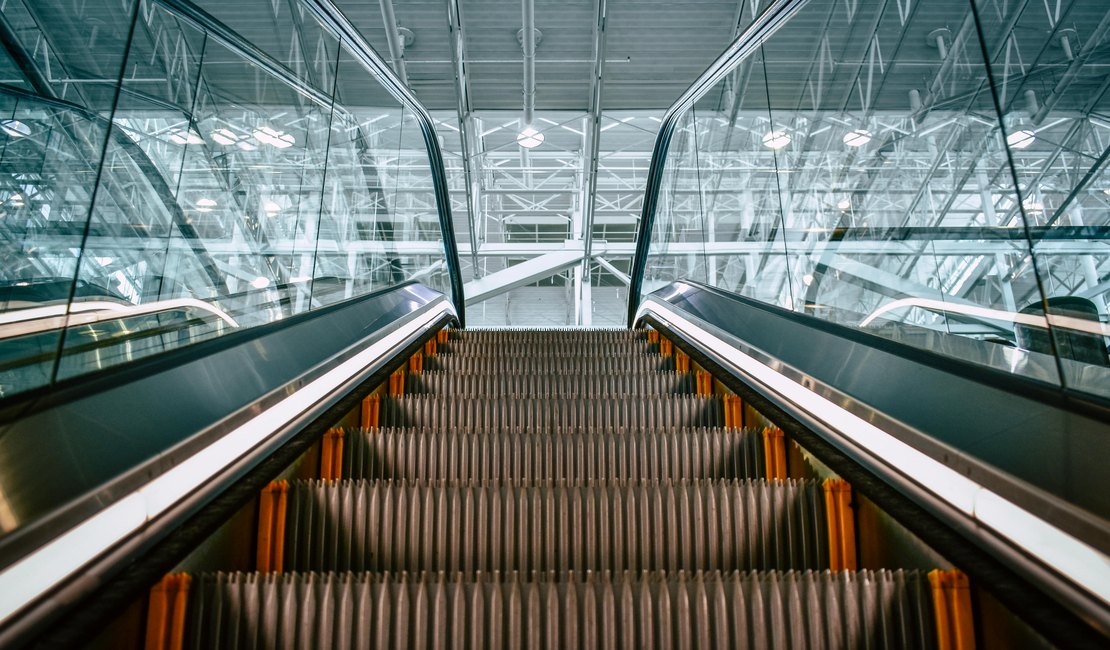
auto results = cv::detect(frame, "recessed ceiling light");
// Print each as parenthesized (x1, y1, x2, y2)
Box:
(762, 130, 791, 149)
(843, 129, 872, 147)
(211, 128, 239, 145)
(1, 119, 31, 138)
(837, 198, 852, 210)
(253, 126, 295, 149)
(802, 273, 814, 286)
(196, 198, 217, 212)
(167, 128, 203, 145)
(517, 127, 544, 149)
(263, 200, 281, 213)
(1007, 129, 1035, 149)
(251, 276, 271, 289)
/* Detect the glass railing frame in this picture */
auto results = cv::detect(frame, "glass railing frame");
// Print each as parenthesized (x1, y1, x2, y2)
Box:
(626, 0, 812, 326)
(157, 0, 467, 326)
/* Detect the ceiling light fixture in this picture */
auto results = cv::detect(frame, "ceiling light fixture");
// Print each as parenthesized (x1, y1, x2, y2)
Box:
(1007, 129, 1035, 149)
(250, 276, 271, 289)
(762, 130, 791, 149)
(843, 129, 872, 147)
(837, 198, 852, 210)
(211, 128, 239, 145)
(263, 200, 282, 214)
(1, 119, 31, 138)
(253, 126, 295, 149)
(196, 198, 217, 213)
(167, 128, 203, 145)
(517, 126, 544, 149)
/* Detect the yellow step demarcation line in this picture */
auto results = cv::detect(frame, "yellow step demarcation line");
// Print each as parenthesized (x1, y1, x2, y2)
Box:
(320, 428, 344, 481)
(722, 394, 745, 429)
(695, 370, 713, 396)
(437, 328, 449, 344)
(256, 480, 288, 573)
(144, 573, 191, 650)
(929, 569, 976, 650)
(670, 348, 688, 370)
(388, 368, 405, 396)
(424, 337, 437, 357)
(823, 478, 857, 571)
(762, 426, 787, 480)
(659, 336, 673, 357)
(408, 350, 424, 374)
(646, 329, 659, 344)
(361, 394, 380, 429)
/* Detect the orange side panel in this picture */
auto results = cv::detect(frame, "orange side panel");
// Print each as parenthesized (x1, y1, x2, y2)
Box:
(332, 430, 344, 481)
(389, 369, 405, 397)
(144, 576, 169, 650)
(731, 396, 744, 430)
(836, 481, 856, 570)
(695, 370, 713, 396)
(145, 574, 191, 650)
(168, 574, 191, 650)
(320, 430, 334, 480)
(723, 395, 733, 428)
(823, 479, 857, 571)
(930, 570, 976, 650)
(762, 427, 788, 480)
(257, 481, 289, 573)
(256, 487, 275, 573)
(929, 570, 954, 650)
(272, 483, 287, 574)
(320, 428, 345, 480)
(361, 394, 380, 429)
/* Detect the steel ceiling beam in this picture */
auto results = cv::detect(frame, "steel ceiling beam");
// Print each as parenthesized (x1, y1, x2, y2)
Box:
(446, 0, 481, 270)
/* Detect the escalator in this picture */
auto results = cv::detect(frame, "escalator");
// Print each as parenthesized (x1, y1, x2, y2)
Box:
(142, 329, 970, 649)
(0, 0, 1107, 647)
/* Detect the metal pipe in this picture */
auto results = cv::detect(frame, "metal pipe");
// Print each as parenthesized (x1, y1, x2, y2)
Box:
(522, 0, 536, 126)
(378, 0, 408, 85)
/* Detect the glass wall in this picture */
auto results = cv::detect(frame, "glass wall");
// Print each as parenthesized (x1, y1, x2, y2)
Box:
(0, 0, 453, 398)
(640, 0, 1110, 400)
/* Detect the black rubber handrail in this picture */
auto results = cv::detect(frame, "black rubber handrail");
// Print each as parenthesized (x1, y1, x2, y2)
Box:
(157, 0, 467, 326)
(626, 0, 811, 327)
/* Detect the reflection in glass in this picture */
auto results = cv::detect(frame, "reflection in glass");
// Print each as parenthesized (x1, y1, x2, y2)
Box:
(641, 0, 1110, 397)
(0, 0, 454, 398)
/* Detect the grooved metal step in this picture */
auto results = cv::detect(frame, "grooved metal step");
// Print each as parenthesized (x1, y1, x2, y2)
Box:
(405, 370, 695, 396)
(342, 428, 768, 483)
(283, 479, 828, 573)
(379, 395, 723, 429)
(425, 354, 674, 374)
(186, 570, 938, 650)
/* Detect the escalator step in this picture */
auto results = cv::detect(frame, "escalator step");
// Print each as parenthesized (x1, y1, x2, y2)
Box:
(342, 428, 767, 482)
(447, 329, 647, 341)
(425, 354, 674, 374)
(379, 395, 723, 429)
(186, 569, 937, 650)
(283, 480, 827, 572)
(438, 342, 656, 357)
(405, 370, 696, 396)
